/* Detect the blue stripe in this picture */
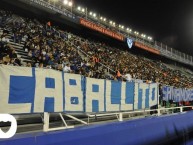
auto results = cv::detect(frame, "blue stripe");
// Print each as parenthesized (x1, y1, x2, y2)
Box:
(125, 82, 134, 104)
(82, 76, 86, 112)
(62, 71, 65, 112)
(152, 88, 155, 101)
(92, 100, 99, 112)
(111, 81, 121, 104)
(138, 88, 142, 110)
(104, 80, 106, 112)
(31, 67, 35, 113)
(44, 97, 54, 112)
(145, 88, 149, 108)
(133, 83, 136, 110)
(84, 77, 87, 112)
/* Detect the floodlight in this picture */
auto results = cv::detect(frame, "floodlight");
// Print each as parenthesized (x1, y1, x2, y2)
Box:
(63, 0, 68, 5)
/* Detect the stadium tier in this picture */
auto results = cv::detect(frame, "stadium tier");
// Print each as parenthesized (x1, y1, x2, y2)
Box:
(1, 1, 193, 145)
(0, 10, 193, 89)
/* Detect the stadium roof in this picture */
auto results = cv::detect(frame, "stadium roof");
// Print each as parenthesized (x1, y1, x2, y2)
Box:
(76, 0, 193, 55)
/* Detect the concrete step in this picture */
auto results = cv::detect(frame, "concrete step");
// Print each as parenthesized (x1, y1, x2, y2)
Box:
(17, 51, 28, 56)
(8, 41, 24, 47)
(10, 45, 23, 50)
(21, 55, 31, 60)
(21, 58, 32, 63)
(14, 49, 26, 54)
(9, 39, 25, 44)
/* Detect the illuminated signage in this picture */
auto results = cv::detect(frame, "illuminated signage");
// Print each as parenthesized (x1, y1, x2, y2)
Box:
(134, 42, 160, 55)
(80, 18, 125, 41)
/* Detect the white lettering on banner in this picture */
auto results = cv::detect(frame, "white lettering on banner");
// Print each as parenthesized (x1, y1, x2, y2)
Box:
(0, 65, 32, 113)
(0, 65, 158, 114)
(85, 78, 105, 112)
(34, 69, 63, 113)
(184, 89, 190, 101)
(162, 86, 193, 102)
(64, 73, 84, 112)
(179, 89, 186, 102)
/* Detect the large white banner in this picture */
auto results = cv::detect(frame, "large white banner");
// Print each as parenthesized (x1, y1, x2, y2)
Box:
(0, 65, 158, 114)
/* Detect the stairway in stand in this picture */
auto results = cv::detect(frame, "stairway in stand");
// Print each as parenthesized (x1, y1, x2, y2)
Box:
(0, 27, 32, 65)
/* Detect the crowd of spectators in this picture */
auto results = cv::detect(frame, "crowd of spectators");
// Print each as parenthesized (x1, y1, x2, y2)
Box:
(0, 10, 193, 89)
(0, 10, 22, 66)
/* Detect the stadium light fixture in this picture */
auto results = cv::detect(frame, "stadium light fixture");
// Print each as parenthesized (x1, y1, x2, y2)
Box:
(134, 31, 139, 35)
(110, 21, 115, 26)
(77, 6, 85, 13)
(127, 28, 132, 32)
(89, 12, 93, 15)
(141, 34, 146, 38)
(93, 13, 96, 17)
(63, 0, 68, 5)
(77, 6, 81, 11)
(68, 1, 72, 6)
(63, 0, 73, 7)
(100, 17, 106, 22)
(148, 36, 152, 40)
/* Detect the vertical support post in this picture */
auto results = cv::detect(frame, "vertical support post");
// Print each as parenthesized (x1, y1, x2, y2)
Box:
(171, 48, 172, 56)
(180, 107, 183, 113)
(119, 113, 123, 121)
(43, 112, 49, 132)
(87, 116, 90, 125)
(157, 83, 160, 108)
(157, 109, 161, 116)
(85, 7, 87, 20)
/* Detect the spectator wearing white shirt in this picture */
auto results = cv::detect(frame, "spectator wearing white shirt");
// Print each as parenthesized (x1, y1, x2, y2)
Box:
(124, 72, 132, 82)
(63, 63, 71, 73)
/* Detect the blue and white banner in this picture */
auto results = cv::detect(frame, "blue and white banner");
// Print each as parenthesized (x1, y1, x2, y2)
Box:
(162, 86, 193, 102)
(0, 65, 158, 114)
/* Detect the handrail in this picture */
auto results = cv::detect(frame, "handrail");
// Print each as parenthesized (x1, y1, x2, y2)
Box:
(87, 106, 193, 117)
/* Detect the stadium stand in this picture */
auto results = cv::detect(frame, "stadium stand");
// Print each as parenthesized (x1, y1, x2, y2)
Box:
(1, 9, 193, 90)
(1, 3, 193, 145)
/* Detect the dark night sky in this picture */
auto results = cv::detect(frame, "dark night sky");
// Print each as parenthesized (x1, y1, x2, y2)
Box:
(75, 0, 193, 55)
